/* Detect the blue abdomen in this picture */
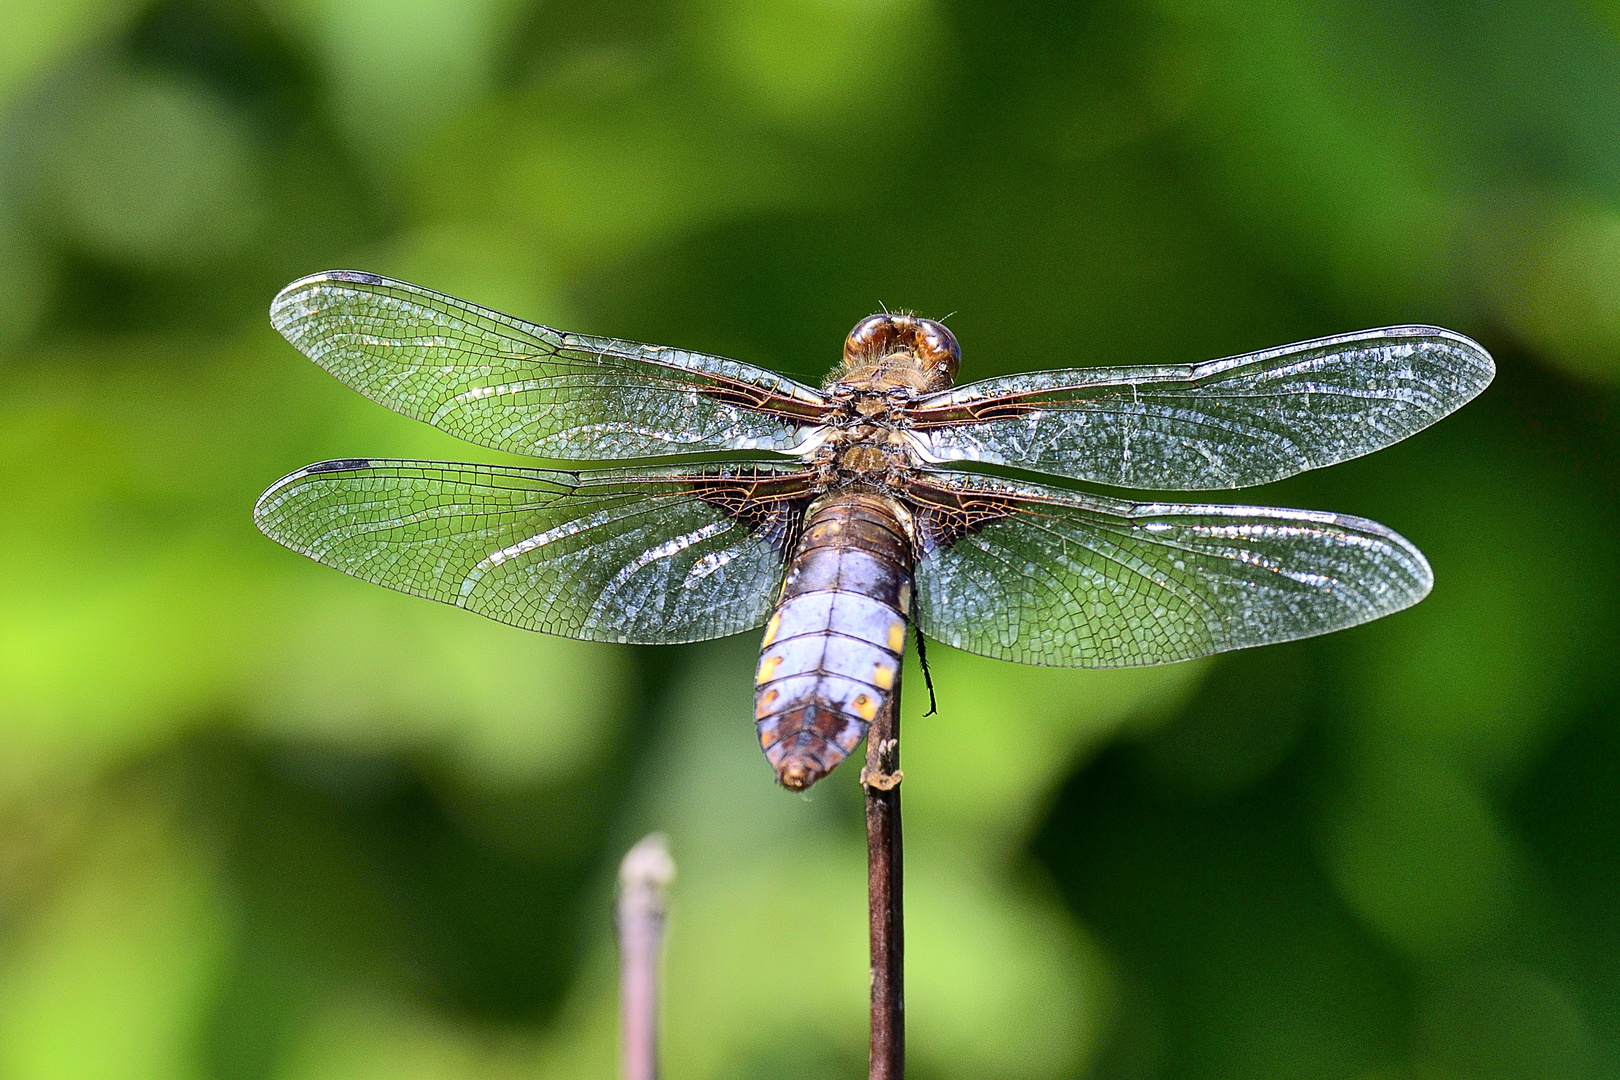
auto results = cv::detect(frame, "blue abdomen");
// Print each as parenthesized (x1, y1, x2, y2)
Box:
(754, 493, 912, 789)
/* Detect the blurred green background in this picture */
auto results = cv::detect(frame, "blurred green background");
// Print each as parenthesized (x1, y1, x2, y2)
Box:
(1, 1, 1617, 1077)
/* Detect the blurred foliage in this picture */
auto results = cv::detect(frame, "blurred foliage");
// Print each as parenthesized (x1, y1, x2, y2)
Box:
(0, 0, 1617, 1078)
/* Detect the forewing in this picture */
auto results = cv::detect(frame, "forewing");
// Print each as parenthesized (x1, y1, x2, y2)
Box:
(254, 459, 814, 643)
(907, 470, 1431, 667)
(271, 271, 831, 460)
(907, 326, 1494, 489)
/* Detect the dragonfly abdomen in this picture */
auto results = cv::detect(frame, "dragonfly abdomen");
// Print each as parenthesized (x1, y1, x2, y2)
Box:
(755, 493, 913, 790)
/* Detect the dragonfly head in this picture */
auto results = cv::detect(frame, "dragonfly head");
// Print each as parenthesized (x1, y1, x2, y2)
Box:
(839, 313, 960, 392)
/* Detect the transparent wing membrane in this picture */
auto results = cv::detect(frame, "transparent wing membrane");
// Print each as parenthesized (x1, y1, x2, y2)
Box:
(271, 271, 830, 461)
(254, 459, 813, 643)
(908, 470, 1432, 667)
(908, 326, 1494, 489)
(260, 275, 1482, 664)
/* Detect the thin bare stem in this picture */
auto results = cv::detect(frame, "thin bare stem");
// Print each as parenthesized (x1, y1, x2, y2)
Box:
(618, 833, 675, 1080)
(863, 679, 904, 1079)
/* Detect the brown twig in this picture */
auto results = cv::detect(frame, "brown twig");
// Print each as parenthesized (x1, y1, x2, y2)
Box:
(862, 679, 904, 1079)
(617, 833, 675, 1080)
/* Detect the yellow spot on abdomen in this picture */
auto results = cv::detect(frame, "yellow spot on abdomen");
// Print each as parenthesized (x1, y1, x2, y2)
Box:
(852, 694, 878, 722)
(872, 663, 895, 690)
(757, 654, 783, 684)
(755, 688, 780, 718)
(887, 621, 905, 653)
(761, 612, 781, 647)
(809, 520, 844, 543)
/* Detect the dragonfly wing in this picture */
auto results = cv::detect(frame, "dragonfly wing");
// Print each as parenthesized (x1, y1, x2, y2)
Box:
(255, 459, 815, 644)
(906, 470, 1431, 667)
(272, 271, 831, 461)
(907, 326, 1494, 489)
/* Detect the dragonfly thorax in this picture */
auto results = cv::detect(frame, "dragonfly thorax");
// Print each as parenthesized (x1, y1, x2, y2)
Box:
(807, 405, 920, 492)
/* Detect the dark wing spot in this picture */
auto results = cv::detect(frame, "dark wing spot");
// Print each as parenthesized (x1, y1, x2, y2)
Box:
(323, 270, 387, 286)
(303, 458, 372, 474)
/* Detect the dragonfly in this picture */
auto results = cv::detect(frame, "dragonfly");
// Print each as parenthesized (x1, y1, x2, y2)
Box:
(256, 271, 1494, 790)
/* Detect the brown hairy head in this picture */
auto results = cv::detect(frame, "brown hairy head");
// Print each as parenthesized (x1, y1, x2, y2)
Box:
(836, 313, 960, 391)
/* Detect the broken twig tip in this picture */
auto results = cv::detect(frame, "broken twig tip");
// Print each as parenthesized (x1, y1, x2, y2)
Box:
(619, 832, 676, 894)
(618, 833, 674, 1080)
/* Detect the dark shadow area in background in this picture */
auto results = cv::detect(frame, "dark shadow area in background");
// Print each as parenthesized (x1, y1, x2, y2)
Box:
(1036, 639, 1620, 1080)
(1034, 645, 1417, 1080)
(31, 0, 381, 335)
(176, 643, 678, 1080)
(181, 734, 606, 1080)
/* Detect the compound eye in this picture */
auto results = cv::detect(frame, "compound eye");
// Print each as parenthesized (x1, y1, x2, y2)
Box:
(845, 314, 900, 364)
(915, 319, 960, 381)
